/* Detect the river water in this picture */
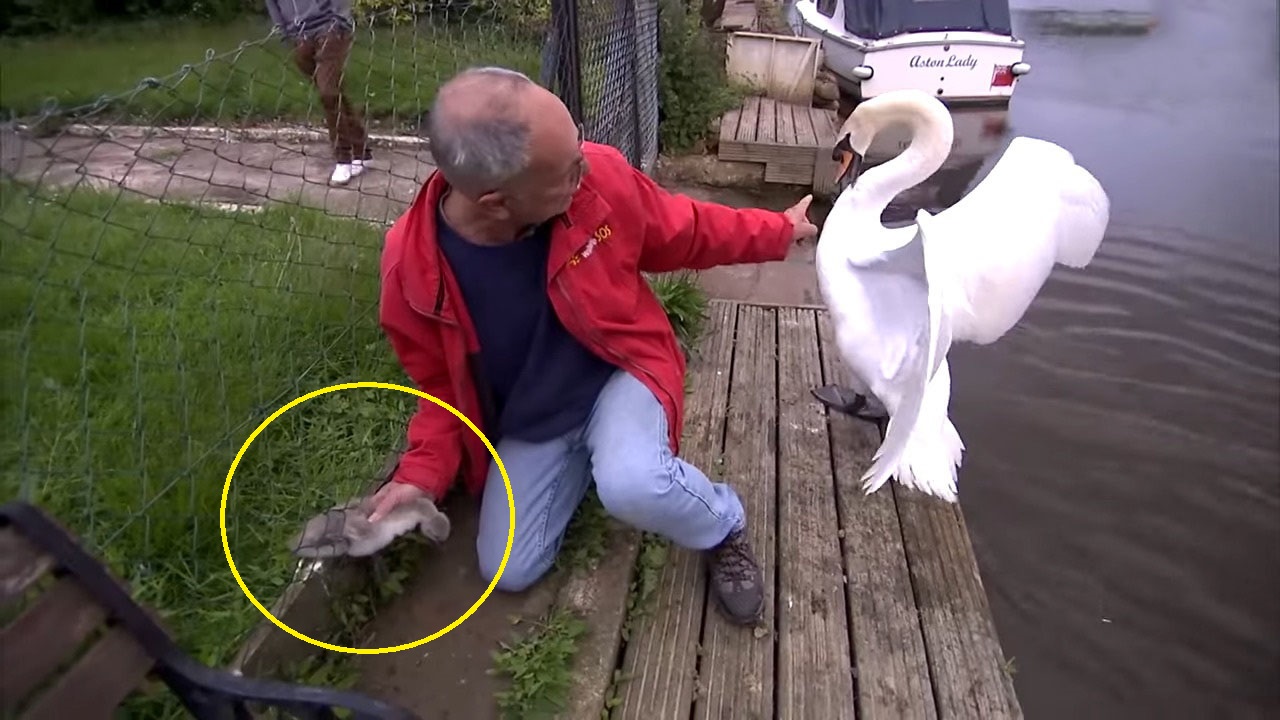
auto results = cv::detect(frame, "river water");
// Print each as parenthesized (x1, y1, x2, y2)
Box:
(867, 1, 1280, 717)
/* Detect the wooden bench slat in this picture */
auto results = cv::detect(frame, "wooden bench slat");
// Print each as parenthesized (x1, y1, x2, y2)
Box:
(20, 624, 156, 720)
(0, 577, 107, 710)
(0, 526, 56, 607)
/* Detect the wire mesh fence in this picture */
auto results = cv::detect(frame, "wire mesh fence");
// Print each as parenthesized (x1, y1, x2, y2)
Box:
(543, 0, 660, 172)
(1, 0, 659, 709)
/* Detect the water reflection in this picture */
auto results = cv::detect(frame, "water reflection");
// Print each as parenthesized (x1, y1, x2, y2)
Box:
(810, 0, 1280, 715)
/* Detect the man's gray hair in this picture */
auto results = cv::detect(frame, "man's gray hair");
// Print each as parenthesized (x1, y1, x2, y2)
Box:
(427, 66, 538, 196)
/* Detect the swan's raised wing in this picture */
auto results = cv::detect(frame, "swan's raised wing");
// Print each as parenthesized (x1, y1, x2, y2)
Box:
(916, 209, 954, 381)
(926, 136, 1111, 345)
(836, 224, 950, 495)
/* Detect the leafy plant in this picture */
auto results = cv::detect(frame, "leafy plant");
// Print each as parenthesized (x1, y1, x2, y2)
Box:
(490, 607, 589, 719)
(647, 270, 710, 358)
(655, 0, 745, 154)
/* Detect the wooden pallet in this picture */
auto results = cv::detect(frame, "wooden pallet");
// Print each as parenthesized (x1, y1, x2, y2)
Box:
(718, 96, 843, 196)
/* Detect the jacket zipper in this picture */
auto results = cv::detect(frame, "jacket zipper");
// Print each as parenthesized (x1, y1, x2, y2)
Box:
(553, 273, 674, 423)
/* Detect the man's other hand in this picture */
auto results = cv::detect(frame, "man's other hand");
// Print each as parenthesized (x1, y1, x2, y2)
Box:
(367, 479, 430, 524)
(784, 194, 819, 244)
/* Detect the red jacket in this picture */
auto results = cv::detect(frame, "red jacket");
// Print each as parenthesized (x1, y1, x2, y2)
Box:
(378, 142, 797, 501)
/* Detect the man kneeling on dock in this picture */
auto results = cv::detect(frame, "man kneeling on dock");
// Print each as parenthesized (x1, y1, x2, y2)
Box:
(366, 66, 817, 626)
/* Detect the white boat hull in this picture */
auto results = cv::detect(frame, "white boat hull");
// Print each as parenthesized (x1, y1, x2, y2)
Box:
(792, 0, 1028, 104)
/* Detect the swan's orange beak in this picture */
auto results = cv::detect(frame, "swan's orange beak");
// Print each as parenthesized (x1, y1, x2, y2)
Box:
(832, 134, 860, 194)
(834, 150, 853, 183)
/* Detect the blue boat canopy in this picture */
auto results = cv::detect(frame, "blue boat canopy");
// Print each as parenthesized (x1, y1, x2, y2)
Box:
(816, 0, 1014, 39)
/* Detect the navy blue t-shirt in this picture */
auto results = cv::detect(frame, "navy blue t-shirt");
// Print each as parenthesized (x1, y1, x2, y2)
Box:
(436, 204, 618, 442)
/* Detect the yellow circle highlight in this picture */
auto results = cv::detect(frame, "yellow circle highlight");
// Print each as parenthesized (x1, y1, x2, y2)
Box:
(220, 381, 514, 655)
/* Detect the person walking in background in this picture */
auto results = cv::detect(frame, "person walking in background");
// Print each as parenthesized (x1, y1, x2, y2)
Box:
(266, 0, 371, 185)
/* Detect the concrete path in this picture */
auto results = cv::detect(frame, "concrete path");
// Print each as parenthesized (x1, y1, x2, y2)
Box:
(0, 127, 434, 227)
(1, 126, 828, 307)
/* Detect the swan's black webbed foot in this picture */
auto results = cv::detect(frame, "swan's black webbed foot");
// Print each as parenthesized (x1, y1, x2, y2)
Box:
(811, 385, 889, 423)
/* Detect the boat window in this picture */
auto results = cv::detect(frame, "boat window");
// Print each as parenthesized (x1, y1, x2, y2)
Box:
(817, 0, 838, 16)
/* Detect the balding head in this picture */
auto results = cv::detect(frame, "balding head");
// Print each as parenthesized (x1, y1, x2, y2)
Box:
(427, 66, 588, 228)
(426, 67, 542, 197)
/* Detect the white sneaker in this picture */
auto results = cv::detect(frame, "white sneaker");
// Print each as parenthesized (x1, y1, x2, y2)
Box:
(330, 159, 367, 186)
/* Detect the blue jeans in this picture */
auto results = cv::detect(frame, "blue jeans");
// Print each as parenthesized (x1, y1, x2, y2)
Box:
(476, 369, 746, 592)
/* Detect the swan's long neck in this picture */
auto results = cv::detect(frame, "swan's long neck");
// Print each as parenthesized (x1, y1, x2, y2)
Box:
(831, 109, 953, 224)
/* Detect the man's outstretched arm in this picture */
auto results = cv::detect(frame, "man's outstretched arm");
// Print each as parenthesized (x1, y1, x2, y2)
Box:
(607, 148, 818, 272)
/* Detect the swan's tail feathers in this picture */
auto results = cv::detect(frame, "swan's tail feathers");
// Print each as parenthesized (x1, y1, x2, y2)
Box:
(863, 409, 965, 502)
(1054, 163, 1111, 269)
(860, 360, 965, 502)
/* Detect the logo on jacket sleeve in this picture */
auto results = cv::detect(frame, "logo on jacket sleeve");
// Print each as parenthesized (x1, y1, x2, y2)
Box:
(568, 224, 612, 267)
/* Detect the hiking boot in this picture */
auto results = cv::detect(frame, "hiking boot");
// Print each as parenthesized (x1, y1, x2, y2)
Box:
(705, 526, 764, 625)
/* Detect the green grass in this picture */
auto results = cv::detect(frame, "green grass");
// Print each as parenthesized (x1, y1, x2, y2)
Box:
(555, 487, 611, 573)
(0, 180, 417, 716)
(0, 163, 708, 716)
(0, 14, 543, 127)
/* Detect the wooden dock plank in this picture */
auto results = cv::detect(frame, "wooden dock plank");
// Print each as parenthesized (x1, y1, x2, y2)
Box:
(693, 304, 777, 720)
(606, 301, 1022, 720)
(817, 311, 939, 720)
(756, 98, 777, 145)
(793, 104, 818, 147)
(614, 301, 737, 720)
(809, 106, 839, 143)
(895, 490, 1024, 719)
(776, 307, 857, 720)
(719, 107, 742, 153)
(764, 162, 815, 186)
(810, 107, 843, 197)
(716, 98, 845, 195)
(736, 96, 762, 145)
(775, 102, 797, 146)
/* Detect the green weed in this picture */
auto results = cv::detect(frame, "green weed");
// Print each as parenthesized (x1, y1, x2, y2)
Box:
(490, 606, 589, 719)
(647, 270, 709, 359)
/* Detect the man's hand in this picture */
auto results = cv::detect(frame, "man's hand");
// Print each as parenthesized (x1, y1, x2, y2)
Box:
(784, 194, 819, 244)
(367, 479, 431, 524)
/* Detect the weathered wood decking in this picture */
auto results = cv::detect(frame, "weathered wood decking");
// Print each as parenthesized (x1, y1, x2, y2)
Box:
(599, 300, 1022, 719)
(718, 96, 842, 196)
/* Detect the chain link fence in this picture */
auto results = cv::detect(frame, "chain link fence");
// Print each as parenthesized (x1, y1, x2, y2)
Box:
(1, 0, 659, 712)
(543, 0, 660, 173)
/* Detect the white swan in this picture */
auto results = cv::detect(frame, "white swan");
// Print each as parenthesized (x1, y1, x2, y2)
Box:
(815, 89, 1110, 502)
